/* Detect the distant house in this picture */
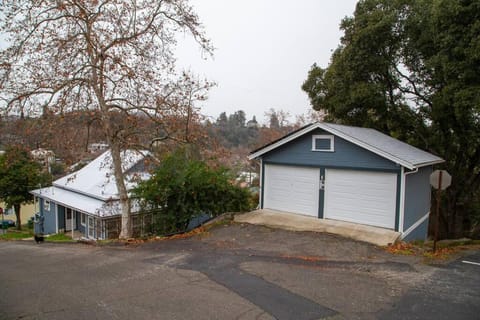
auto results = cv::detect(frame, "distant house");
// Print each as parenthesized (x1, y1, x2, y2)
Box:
(88, 142, 109, 154)
(249, 122, 444, 241)
(0, 202, 35, 226)
(31, 148, 55, 172)
(246, 116, 259, 128)
(236, 171, 258, 187)
(31, 150, 150, 240)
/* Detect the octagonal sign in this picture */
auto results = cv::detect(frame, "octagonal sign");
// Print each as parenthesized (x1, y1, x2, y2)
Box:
(430, 170, 452, 190)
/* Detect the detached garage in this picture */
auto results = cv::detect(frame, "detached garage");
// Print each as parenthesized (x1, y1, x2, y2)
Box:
(249, 122, 444, 241)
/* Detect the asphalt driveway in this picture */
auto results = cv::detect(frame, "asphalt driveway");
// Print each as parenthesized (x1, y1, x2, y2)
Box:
(0, 223, 479, 320)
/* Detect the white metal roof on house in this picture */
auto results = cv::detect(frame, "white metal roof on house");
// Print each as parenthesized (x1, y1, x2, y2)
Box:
(54, 149, 150, 201)
(31, 186, 113, 216)
(31, 149, 149, 217)
(30, 186, 143, 217)
(249, 122, 444, 170)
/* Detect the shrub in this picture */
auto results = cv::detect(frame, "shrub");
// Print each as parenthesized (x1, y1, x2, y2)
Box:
(134, 148, 253, 234)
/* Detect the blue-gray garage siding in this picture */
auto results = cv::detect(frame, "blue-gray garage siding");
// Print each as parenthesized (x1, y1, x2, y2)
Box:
(403, 166, 433, 240)
(403, 218, 429, 241)
(262, 129, 400, 171)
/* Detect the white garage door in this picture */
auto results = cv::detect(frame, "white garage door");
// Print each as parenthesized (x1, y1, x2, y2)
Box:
(324, 169, 397, 229)
(264, 164, 320, 217)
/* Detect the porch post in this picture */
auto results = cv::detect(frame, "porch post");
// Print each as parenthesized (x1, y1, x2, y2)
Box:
(55, 204, 58, 233)
(71, 210, 74, 239)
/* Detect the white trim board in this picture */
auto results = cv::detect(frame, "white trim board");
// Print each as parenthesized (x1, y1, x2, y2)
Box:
(401, 211, 430, 239)
(399, 167, 405, 233)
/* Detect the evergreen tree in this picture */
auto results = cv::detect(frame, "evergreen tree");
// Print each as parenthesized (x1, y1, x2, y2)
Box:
(0, 146, 50, 230)
(302, 0, 480, 237)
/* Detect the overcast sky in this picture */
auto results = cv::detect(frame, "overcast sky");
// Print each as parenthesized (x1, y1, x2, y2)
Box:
(176, 0, 358, 123)
(0, 1, 358, 124)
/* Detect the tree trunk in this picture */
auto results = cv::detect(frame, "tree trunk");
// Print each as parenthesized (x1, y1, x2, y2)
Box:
(14, 204, 21, 231)
(110, 144, 132, 239)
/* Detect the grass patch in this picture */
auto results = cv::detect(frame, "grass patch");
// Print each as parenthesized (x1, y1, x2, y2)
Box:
(45, 233, 75, 242)
(0, 229, 33, 240)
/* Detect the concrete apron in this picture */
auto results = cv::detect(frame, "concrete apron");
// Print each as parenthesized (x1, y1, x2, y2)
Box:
(235, 209, 400, 246)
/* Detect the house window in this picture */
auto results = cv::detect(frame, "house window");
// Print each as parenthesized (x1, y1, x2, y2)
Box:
(81, 213, 86, 226)
(312, 135, 334, 152)
(44, 200, 50, 211)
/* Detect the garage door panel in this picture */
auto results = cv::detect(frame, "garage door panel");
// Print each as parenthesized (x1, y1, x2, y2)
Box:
(264, 165, 319, 217)
(325, 169, 397, 229)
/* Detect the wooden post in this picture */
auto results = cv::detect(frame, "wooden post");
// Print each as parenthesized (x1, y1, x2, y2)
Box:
(433, 171, 443, 252)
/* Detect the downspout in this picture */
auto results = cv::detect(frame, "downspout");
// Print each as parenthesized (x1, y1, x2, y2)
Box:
(399, 167, 419, 234)
(259, 158, 263, 209)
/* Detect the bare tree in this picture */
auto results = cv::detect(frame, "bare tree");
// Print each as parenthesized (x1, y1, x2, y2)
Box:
(264, 108, 292, 129)
(295, 109, 327, 127)
(0, 0, 213, 238)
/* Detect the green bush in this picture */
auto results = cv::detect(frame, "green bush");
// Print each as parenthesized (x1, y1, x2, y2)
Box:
(134, 148, 253, 234)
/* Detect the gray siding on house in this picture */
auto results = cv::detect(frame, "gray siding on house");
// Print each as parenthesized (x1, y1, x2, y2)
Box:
(41, 198, 57, 234)
(404, 166, 432, 231)
(262, 129, 400, 171)
(403, 217, 429, 241)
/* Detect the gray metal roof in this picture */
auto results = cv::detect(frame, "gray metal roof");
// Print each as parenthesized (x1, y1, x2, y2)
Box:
(249, 122, 444, 169)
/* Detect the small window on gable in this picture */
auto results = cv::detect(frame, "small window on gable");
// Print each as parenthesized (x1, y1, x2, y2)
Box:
(44, 200, 50, 211)
(312, 135, 334, 152)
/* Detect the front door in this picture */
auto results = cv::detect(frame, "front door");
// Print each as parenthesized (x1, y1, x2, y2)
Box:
(65, 208, 77, 231)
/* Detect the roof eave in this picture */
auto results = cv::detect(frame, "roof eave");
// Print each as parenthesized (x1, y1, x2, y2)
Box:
(412, 159, 445, 169)
(30, 187, 102, 216)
